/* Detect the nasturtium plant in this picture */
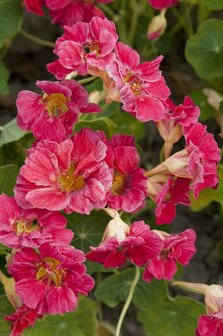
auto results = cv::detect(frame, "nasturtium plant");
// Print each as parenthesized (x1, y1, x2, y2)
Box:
(0, 1, 222, 336)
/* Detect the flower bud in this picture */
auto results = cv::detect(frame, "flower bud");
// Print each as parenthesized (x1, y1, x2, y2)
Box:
(102, 209, 130, 243)
(0, 271, 21, 309)
(147, 10, 167, 41)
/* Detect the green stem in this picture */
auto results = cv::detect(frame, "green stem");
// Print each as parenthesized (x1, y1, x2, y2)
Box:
(77, 76, 97, 85)
(20, 29, 55, 48)
(128, 0, 145, 46)
(115, 267, 140, 336)
(0, 270, 7, 285)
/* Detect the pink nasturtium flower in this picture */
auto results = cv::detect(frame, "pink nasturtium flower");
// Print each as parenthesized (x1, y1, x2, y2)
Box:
(14, 128, 112, 214)
(148, 0, 178, 10)
(46, 0, 114, 26)
(16, 80, 100, 142)
(147, 123, 220, 198)
(23, 0, 114, 25)
(143, 229, 196, 281)
(156, 96, 200, 158)
(8, 243, 95, 315)
(5, 305, 42, 336)
(48, 17, 118, 78)
(86, 219, 162, 268)
(23, 0, 44, 15)
(154, 177, 190, 225)
(106, 42, 170, 122)
(196, 315, 223, 336)
(0, 194, 73, 249)
(106, 135, 148, 213)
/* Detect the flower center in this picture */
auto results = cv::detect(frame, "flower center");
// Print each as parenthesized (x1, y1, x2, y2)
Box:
(36, 257, 65, 287)
(124, 73, 142, 95)
(14, 219, 39, 236)
(58, 163, 85, 193)
(43, 93, 70, 117)
(111, 171, 125, 195)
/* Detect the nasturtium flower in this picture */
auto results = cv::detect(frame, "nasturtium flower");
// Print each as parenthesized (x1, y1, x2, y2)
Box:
(5, 305, 41, 336)
(14, 128, 112, 214)
(106, 42, 170, 122)
(16, 80, 100, 142)
(86, 220, 162, 268)
(196, 314, 223, 336)
(148, 0, 178, 10)
(106, 135, 148, 213)
(8, 243, 95, 315)
(23, 0, 114, 25)
(48, 17, 118, 78)
(143, 229, 196, 281)
(0, 194, 73, 249)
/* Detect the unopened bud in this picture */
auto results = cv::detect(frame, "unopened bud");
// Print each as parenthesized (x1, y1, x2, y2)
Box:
(0, 271, 21, 309)
(102, 209, 130, 243)
(147, 10, 167, 41)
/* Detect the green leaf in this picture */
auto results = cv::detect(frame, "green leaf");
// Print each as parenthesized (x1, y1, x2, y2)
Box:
(220, 100, 223, 115)
(23, 296, 98, 336)
(111, 110, 145, 141)
(185, 19, 223, 79)
(0, 118, 28, 147)
(95, 269, 168, 309)
(0, 295, 14, 336)
(0, 244, 10, 255)
(0, 164, 19, 195)
(134, 278, 167, 310)
(74, 117, 116, 137)
(190, 165, 223, 211)
(66, 210, 110, 253)
(0, 0, 23, 49)
(0, 61, 9, 95)
(189, 89, 215, 121)
(202, 0, 223, 10)
(138, 296, 205, 336)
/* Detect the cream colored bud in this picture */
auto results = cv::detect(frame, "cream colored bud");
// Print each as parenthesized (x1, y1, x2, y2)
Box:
(147, 10, 167, 41)
(203, 88, 223, 111)
(102, 209, 130, 243)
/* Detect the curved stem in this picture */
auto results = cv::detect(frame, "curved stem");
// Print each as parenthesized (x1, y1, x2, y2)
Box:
(77, 76, 97, 85)
(115, 266, 140, 336)
(0, 270, 7, 285)
(20, 29, 55, 48)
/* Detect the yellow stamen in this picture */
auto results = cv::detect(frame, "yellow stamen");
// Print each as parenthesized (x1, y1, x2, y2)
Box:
(58, 163, 85, 193)
(43, 93, 70, 117)
(36, 257, 65, 287)
(111, 171, 125, 195)
(15, 219, 39, 235)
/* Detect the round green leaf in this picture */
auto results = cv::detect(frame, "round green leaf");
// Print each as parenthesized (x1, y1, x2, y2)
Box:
(66, 210, 110, 253)
(23, 297, 98, 336)
(0, 61, 9, 95)
(0, 164, 19, 195)
(95, 268, 167, 309)
(0, 118, 27, 147)
(185, 19, 223, 79)
(202, 0, 223, 10)
(0, 0, 23, 48)
(138, 296, 205, 336)
(0, 295, 14, 336)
